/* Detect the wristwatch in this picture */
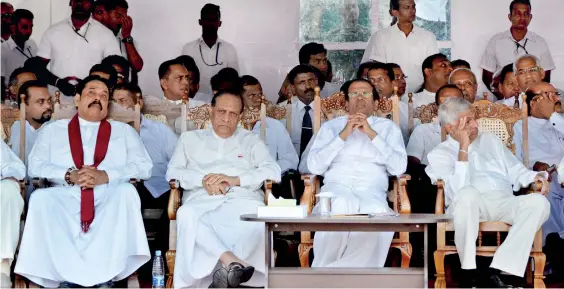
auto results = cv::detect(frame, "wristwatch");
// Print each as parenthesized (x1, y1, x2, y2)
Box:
(122, 36, 134, 44)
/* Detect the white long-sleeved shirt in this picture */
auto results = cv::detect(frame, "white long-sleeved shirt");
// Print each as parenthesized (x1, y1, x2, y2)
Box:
(425, 133, 544, 207)
(559, 156, 564, 184)
(307, 115, 406, 193)
(1, 140, 26, 180)
(28, 117, 152, 186)
(514, 113, 564, 169)
(9, 120, 41, 163)
(166, 128, 281, 203)
(140, 116, 178, 198)
(407, 121, 441, 166)
(250, 117, 298, 173)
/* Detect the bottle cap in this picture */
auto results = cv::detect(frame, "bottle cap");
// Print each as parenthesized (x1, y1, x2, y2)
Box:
(155, 250, 162, 256)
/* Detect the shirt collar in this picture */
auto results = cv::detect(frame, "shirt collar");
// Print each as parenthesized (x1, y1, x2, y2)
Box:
(68, 17, 93, 33)
(78, 116, 101, 126)
(163, 95, 182, 105)
(5, 37, 30, 51)
(198, 37, 222, 48)
(506, 29, 536, 43)
(393, 23, 418, 35)
(529, 116, 550, 126)
(295, 97, 313, 112)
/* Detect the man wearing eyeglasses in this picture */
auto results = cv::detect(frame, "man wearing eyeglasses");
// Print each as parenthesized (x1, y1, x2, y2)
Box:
(513, 82, 564, 277)
(448, 68, 480, 103)
(0, 2, 13, 42)
(1, 9, 37, 86)
(181, 3, 239, 95)
(25, 0, 120, 97)
(307, 78, 406, 268)
(481, 0, 555, 92)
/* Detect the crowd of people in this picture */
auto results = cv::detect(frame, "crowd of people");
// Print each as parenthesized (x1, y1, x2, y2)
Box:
(1, 0, 563, 288)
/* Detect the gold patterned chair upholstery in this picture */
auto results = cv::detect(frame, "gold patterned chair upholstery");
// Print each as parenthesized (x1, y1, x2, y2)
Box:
(298, 88, 413, 268)
(1, 104, 20, 143)
(407, 92, 438, 136)
(433, 98, 545, 289)
(140, 95, 185, 129)
(165, 99, 276, 288)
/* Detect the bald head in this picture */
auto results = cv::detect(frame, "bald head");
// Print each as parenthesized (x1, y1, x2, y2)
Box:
(526, 82, 560, 119)
(449, 68, 478, 103)
(514, 55, 545, 92)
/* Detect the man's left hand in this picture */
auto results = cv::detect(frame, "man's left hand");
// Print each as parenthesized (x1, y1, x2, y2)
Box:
(121, 16, 133, 39)
(533, 173, 550, 196)
(77, 166, 109, 189)
(203, 173, 240, 187)
(355, 113, 377, 139)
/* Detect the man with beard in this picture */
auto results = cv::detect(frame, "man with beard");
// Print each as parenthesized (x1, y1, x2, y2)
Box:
(0, 2, 13, 42)
(389, 63, 407, 100)
(495, 64, 522, 107)
(481, 0, 555, 91)
(307, 79, 406, 268)
(9, 80, 52, 161)
(181, 3, 239, 95)
(15, 75, 152, 288)
(278, 64, 320, 156)
(25, 0, 120, 97)
(103, 0, 143, 73)
(448, 68, 479, 103)
(1, 9, 37, 85)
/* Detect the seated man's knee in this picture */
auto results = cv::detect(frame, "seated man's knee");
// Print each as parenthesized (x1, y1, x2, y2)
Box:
(0, 179, 22, 205)
(454, 186, 481, 204)
(524, 193, 550, 219)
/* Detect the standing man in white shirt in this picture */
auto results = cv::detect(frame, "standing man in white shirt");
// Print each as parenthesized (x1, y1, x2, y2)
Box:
(9, 80, 52, 161)
(495, 64, 522, 107)
(1, 9, 37, 85)
(103, 0, 143, 73)
(26, 0, 120, 97)
(0, 2, 13, 43)
(307, 78, 407, 268)
(481, 0, 555, 91)
(277, 64, 319, 157)
(181, 3, 238, 95)
(425, 97, 550, 287)
(364, 0, 438, 93)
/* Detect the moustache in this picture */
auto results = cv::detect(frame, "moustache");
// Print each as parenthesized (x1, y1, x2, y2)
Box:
(304, 88, 314, 95)
(88, 100, 102, 109)
(43, 109, 53, 115)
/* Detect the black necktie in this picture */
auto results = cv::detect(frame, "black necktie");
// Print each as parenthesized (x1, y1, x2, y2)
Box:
(300, 105, 313, 157)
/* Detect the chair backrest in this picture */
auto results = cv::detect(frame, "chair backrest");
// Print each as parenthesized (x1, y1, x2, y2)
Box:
(407, 92, 438, 136)
(52, 91, 78, 120)
(1, 103, 19, 142)
(107, 101, 141, 134)
(472, 99, 523, 155)
(141, 95, 183, 128)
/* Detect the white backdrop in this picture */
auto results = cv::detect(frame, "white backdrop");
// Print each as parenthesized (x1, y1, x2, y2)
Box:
(7, 0, 564, 102)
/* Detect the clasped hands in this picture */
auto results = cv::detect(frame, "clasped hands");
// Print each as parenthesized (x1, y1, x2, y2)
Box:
(68, 166, 109, 189)
(202, 173, 240, 196)
(339, 113, 376, 140)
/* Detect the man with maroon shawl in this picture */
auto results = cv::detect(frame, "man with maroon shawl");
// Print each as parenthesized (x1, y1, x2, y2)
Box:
(15, 75, 152, 288)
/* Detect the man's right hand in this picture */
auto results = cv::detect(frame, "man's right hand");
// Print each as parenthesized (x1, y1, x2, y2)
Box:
(202, 179, 229, 196)
(56, 78, 76, 96)
(339, 114, 364, 140)
(450, 116, 471, 148)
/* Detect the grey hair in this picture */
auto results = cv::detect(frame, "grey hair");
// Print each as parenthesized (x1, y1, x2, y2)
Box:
(448, 68, 477, 85)
(438, 98, 473, 127)
(513, 54, 542, 72)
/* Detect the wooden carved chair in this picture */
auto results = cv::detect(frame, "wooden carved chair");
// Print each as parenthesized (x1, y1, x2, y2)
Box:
(1, 102, 20, 143)
(165, 100, 276, 288)
(407, 92, 438, 136)
(433, 98, 546, 289)
(19, 98, 143, 288)
(298, 87, 413, 268)
(141, 95, 187, 129)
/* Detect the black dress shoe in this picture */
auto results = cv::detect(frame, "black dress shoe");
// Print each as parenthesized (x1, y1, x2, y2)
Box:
(209, 262, 255, 288)
(479, 269, 513, 288)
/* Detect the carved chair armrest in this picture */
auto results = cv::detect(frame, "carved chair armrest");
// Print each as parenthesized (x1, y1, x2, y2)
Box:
(264, 180, 273, 205)
(168, 179, 182, 221)
(301, 174, 319, 215)
(32, 177, 49, 189)
(435, 180, 445, 214)
(396, 174, 411, 214)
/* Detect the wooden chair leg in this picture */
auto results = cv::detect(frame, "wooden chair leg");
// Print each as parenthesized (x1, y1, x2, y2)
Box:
(434, 250, 447, 289)
(399, 242, 412, 268)
(532, 252, 546, 289)
(127, 272, 140, 288)
(14, 275, 26, 288)
(166, 250, 176, 288)
(525, 258, 533, 286)
(298, 243, 312, 268)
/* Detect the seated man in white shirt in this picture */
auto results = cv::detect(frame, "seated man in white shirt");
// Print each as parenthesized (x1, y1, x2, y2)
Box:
(307, 79, 407, 268)
(389, 63, 407, 100)
(101, 54, 130, 85)
(513, 82, 564, 276)
(241, 75, 299, 199)
(448, 68, 479, 103)
(0, 141, 26, 288)
(15, 75, 152, 288)
(406, 84, 463, 213)
(211, 67, 239, 95)
(176, 55, 212, 103)
(366, 62, 409, 143)
(166, 88, 281, 288)
(9, 80, 52, 160)
(425, 97, 550, 287)
(406, 53, 452, 112)
(89, 63, 118, 88)
(6, 66, 36, 106)
(495, 64, 522, 107)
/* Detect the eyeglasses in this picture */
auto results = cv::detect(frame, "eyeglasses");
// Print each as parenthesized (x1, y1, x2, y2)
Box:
(395, 75, 408, 80)
(1, 13, 12, 18)
(454, 81, 475, 89)
(348, 91, 373, 99)
(516, 66, 541, 76)
(532, 91, 561, 102)
(246, 92, 263, 99)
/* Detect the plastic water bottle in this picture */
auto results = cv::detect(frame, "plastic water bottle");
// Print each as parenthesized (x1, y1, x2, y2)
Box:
(152, 250, 165, 288)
